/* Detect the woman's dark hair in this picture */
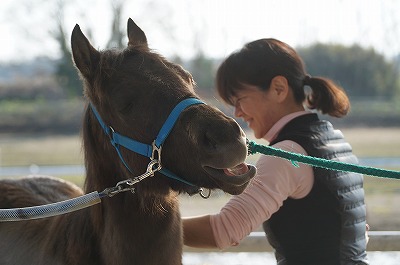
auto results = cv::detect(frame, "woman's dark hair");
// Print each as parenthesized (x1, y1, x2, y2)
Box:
(216, 38, 350, 117)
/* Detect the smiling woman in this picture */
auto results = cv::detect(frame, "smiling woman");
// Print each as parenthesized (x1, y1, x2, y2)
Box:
(183, 37, 371, 265)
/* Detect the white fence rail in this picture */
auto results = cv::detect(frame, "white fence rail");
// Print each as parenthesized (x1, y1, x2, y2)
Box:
(184, 231, 400, 252)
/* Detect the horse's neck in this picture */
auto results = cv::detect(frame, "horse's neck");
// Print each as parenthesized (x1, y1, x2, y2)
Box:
(80, 118, 183, 264)
(84, 158, 183, 262)
(89, 189, 182, 264)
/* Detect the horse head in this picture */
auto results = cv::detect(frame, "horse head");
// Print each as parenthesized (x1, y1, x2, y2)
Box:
(71, 18, 256, 196)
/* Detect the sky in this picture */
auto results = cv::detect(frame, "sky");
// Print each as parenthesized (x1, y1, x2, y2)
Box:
(0, 0, 400, 63)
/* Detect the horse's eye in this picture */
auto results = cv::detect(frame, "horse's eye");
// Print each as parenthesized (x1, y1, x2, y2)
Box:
(120, 101, 135, 115)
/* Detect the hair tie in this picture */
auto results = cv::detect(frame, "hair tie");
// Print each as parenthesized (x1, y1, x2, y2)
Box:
(303, 74, 312, 86)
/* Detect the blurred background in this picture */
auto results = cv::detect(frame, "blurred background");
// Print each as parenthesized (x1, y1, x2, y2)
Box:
(1, 0, 400, 133)
(0, 0, 400, 264)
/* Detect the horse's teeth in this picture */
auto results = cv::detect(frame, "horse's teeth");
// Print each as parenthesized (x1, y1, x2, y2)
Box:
(225, 163, 249, 176)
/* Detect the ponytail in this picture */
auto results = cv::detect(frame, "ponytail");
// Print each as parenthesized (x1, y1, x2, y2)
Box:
(304, 75, 350, 118)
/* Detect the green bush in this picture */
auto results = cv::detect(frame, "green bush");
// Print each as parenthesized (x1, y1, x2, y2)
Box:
(0, 99, 84, 134)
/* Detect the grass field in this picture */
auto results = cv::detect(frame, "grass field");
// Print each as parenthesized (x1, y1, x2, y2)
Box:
(3, 127, 398, 166)
(0, 134, 83, 166)
(0, 127, 399, 230)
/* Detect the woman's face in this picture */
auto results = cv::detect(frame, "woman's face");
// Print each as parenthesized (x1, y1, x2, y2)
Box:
(232, 84, 281, 139)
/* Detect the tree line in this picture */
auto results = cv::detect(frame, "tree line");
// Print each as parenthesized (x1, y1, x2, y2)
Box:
(38, 44, 400, 99)
(1, 43, 399, 103)
(298, 44, 400, 99)
(2, 0, 399, 101)
(43, 8, 400, 101)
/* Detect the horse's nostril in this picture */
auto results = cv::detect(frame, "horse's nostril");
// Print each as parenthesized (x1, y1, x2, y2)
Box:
(202, 118, 246, 152)
(204, 131, 218, 150)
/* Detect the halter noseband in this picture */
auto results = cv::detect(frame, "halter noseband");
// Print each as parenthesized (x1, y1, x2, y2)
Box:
(90, 98, 204, 192)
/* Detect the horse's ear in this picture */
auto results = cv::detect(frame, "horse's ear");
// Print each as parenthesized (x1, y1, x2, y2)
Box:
(127, 18, 148, 47)
(71, 24, 100, 79)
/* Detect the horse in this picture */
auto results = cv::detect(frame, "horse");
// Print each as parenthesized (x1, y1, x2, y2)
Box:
(0, 18, 256, 265)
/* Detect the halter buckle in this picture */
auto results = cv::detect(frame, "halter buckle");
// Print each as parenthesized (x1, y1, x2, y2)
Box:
(108, 126, 116, 145)
(151, 141, 162, 164)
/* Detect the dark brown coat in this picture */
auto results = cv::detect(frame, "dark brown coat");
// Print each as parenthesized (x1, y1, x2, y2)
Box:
(0, 19, 255, 265)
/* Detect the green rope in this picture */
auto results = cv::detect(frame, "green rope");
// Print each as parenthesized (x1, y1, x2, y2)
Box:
(247, 141, 400, 180)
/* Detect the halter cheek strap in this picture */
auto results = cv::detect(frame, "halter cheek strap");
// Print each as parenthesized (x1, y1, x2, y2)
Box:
(90, 98, 204, 187)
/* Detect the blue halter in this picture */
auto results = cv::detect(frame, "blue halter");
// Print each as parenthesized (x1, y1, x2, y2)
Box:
(90, 98, 204, 188)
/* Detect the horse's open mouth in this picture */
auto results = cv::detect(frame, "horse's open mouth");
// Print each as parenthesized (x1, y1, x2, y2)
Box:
(203, 163, 256, 195)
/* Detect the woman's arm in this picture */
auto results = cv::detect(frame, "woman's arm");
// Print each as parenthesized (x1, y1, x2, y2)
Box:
(183, 140, 313, 250)
(182, 215, 218, 248)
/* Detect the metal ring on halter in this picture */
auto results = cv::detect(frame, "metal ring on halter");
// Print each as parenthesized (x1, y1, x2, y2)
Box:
(108, 126, 115, 141)
(198, 188, 211, 199)
(151, 141, 162, 164)
(147, 159, 162, 174)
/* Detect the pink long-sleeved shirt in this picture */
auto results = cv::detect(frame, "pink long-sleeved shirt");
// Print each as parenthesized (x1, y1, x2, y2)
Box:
(210, 111, 314, 249)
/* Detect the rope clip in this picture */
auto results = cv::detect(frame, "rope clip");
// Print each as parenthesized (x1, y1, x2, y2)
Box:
(102, 159, 162, 197)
